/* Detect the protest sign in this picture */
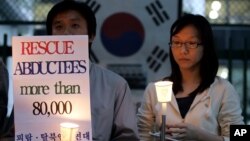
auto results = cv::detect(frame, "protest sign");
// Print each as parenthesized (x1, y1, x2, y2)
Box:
(12, 35, 92, 141)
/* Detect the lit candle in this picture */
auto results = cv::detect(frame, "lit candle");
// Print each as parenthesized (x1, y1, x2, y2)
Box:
(155, 81, 173, 115)
(60, 122, 79, 141)
(155, 81, 173, 141)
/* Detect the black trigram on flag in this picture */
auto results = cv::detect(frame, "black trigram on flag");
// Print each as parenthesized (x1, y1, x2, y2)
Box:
(147, 46, 168, 72)
(84, 0, 101, 13)
(145, 0, 169, 26)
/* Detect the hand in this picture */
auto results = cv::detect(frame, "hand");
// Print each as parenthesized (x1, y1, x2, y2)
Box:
(166, 123, 200, 140)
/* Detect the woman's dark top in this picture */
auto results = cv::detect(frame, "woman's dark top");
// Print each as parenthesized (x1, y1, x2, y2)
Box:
(176, 87, 200, 119)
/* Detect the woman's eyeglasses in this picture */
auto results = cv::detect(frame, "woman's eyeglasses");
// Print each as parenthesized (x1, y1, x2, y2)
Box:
(169, 41, 202, 49)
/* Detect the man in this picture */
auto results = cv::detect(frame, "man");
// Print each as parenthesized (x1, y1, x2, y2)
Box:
(46, 1, 139, 141)
(0, 59, 9, 136)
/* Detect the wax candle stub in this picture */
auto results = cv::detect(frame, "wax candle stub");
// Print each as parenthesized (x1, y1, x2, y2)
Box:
(161, 102, 167, 115)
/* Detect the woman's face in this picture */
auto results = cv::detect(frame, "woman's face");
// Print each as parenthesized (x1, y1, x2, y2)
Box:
(171, 25, 203, 71)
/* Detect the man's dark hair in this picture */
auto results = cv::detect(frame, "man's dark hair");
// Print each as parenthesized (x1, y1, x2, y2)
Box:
(167, 14, 219, 95)
(46, 0, 96, 37)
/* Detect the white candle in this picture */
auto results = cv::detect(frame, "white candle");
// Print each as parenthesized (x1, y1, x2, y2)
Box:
(60, 122, 79, 141)
(155, 81, 172, 116)
(162, 102, 167, 115)
(155, 81, 173, 102)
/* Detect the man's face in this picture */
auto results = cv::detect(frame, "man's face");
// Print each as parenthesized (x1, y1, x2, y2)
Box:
(52, 10, 88, 35)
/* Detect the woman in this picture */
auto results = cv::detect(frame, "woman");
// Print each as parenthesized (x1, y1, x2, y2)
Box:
(137, 14, 244, 141)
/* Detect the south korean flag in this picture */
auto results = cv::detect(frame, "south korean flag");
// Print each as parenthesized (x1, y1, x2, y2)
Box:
(84, 0, 180, 89)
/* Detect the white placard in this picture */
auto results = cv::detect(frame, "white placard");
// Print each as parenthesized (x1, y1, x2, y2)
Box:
(12, 35, 92, 141)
